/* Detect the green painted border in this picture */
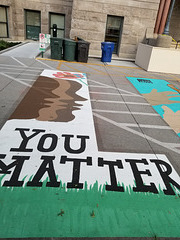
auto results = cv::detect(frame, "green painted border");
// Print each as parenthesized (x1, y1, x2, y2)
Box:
(0, 176, 180, 238)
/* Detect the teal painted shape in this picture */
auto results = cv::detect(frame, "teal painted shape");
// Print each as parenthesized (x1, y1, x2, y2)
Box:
(126, 77, 180, 138)
(153, 105, 165, 118)
(126, 77, 178, 94)
(153, 103, 180, 119)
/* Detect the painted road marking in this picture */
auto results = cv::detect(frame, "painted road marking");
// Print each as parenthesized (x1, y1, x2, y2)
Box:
(93, 109, 159, 116)
(56, 61, 62, 70)
(16, 78, 36, 82)
(0, 69, 180, 238)
(0, 65, 42, 72)
(91, 99, 150, 106)
(93, 112, 180, 154)
(117, 123, 171, 129)
(63, 62, 84, 73)
(88, 79, 143, 97)
(36, 59, 56, 70)
(36, 57, 142, 69)
(0, 72, 38, 78)
(11, 57, 27, 67)
(127, 77, 180, 137)
(89, 84, 110, 88)
(0, 72, 32, 87)
(0, 63, 45, 71)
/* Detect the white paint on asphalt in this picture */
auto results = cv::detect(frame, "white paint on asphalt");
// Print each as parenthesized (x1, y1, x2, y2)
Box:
(0, 72, 32, 88)
(92, 109, 159, 116)
(36, 59, 55, 70)
(11, 57, 27, 67)
(117, 123, 171, 129)
(1, 72, 37, 77)
(93, 112, 180, 154)
(89, 79, 143, 97)
(0, 63, 44, 71)
(0, 65, 41, 72)
(91, 99, 150, 105)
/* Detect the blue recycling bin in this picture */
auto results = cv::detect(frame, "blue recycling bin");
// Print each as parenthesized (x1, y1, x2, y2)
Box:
(101, 42, 115, 62)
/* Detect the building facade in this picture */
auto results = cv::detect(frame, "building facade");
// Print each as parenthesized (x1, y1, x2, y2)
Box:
(0, 0, 73, 41)
(0, 0, 179, 59)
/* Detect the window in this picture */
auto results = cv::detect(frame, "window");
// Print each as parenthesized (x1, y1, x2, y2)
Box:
(25, 10, 41, 40)
(0, 6, 8, 38)
(50, 13, 65, 38)
(105, 16, 124, 54)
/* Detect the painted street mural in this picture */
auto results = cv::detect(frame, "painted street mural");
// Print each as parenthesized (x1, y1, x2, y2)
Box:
(0, 71, 180, 238)
(127, 77, 180, 138)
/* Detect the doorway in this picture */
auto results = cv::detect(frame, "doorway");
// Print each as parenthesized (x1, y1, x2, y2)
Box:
(105, 15, 124, 54)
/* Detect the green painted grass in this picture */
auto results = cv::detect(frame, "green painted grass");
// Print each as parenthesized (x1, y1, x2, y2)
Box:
(0, 176, 180, 238)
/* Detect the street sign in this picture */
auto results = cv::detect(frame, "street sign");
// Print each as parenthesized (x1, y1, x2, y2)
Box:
(39, 33, 50, 53)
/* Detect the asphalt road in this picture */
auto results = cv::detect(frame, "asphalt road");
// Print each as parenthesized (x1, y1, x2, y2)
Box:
(1, 55, 180, 169)
(0, 52, 180, 240)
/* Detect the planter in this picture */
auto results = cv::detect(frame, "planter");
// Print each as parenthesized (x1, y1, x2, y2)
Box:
(135, 43, 180, 74)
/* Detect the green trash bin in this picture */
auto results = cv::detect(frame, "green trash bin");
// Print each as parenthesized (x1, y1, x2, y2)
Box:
(63, 39, 76, 61)
(50, 37, 63, 60)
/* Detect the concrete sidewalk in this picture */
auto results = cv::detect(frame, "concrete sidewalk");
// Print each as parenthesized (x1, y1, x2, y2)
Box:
(0, 42, 40, 58)
(0, 50, 180, 239)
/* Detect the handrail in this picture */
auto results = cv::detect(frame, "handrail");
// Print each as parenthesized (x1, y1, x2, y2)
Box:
(176, 40, 180, 49)
(169, 36, 180, 49)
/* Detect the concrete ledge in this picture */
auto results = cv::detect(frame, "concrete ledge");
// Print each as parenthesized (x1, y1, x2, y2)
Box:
(135, 43, 180, 74)
(0, 41, 27, 54)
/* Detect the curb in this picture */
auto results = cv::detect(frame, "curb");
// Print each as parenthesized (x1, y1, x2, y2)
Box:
(0, 41, 28, 55)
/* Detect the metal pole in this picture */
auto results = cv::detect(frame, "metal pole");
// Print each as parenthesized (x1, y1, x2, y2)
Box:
(163, 0, 176, 35)
(154, 0, 166, 34)
(159, 0, 171, 34)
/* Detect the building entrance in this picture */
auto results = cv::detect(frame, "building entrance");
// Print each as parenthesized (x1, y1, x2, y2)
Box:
(105, 15, 124, 54)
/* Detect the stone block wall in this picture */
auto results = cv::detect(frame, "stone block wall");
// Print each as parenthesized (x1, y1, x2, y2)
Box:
(70, 0, 160, 59)
(0, 0, 73, 41)
(0, 0, 163, 59)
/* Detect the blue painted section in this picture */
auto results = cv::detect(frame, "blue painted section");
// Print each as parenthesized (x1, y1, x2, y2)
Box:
(153, 105, 165, 118)
(127, 77, 180, 138)
(126, 77, 178, 94)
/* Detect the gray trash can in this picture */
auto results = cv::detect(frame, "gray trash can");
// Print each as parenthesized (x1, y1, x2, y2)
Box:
(77, 40, 90, 63)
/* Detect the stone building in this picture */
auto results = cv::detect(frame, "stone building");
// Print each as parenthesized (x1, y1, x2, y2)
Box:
(0, 0, 179, 59)
(0, 0, 73, 40)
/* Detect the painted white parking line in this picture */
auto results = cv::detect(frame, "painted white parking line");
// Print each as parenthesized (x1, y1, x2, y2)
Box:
(93, 112, 180, 154)
(92, 109, 160, 116)
(0, 72, 32, 87)
(16, 78, 36, 82)
(11, 57, 27, 67)
(0, 63, 44, 71)
(88, 79, 143, 97)
(120, 93, 143, 97)
(117, 123, 171, 129)
(0, 65, 41, 72)
(1, 71, 37, 77)
(89, 85, 109, 88)
(36, 59, 55, 70)
(90, 91, 124, 96)
(91, 99, 150, 105)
